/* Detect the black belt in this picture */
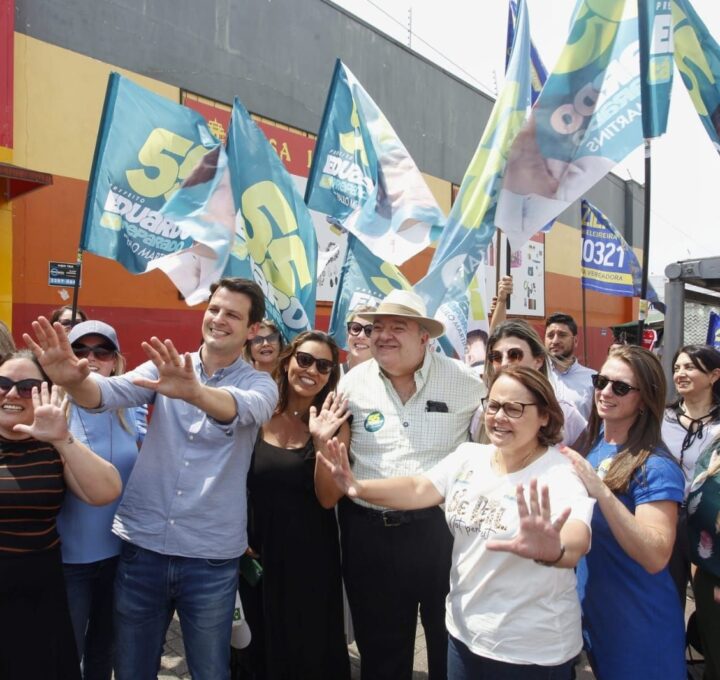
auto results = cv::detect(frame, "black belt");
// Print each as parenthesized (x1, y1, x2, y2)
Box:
(343, 499, 440, 527)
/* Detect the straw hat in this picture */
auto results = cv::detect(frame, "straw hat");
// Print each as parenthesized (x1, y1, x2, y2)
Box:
(362, 289, 445, 339)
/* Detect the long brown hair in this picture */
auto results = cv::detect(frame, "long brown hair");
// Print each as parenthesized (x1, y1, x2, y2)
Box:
(577, 345, 672, 493)
(273, 331, 340, 419)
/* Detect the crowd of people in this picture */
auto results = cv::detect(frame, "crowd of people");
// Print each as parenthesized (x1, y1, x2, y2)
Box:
(0, 277, 719, 680)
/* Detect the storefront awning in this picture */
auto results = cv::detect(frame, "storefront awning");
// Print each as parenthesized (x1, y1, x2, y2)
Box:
(0, 162, 53, 200)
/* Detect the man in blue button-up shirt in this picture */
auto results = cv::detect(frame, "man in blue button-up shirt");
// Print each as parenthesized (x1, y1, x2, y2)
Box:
(26, 278, 278, 680)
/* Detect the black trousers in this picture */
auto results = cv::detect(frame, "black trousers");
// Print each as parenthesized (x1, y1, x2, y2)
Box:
(338, 499, 453, 680)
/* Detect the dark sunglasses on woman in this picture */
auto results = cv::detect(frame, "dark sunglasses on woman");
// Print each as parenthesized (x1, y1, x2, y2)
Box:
(487, 348, 525, 364)
(0, 377, 44, 399)
(591, 373, 639, 397)
(250, 332, 280, 346)
(347, 322, 373, 338)
(294, 351, 335, 375)
(71, 343, 117, 361)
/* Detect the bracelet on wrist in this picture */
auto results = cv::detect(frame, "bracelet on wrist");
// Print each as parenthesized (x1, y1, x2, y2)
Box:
(534, 544, 565, 567)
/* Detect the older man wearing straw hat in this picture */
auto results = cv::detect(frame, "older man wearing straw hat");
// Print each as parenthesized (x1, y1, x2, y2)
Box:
(336, 289, 482, 680)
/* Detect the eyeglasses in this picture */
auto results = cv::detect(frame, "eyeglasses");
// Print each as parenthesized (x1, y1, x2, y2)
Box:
(59, 320, 77, 328)
(294, 351, 335, 375)
(482, 398, 537, 419)
(71, 343, 117, 361)
(0, 377, 43, 399)
(591, 373, 639, 397)
(347, 322, 373, 338)
(487, 348, 525, 364)
(250, 332, 280, 347)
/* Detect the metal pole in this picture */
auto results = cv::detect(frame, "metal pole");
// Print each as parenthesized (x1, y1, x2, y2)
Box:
(662, 264, 685, 400)
(637, 138, 652, 345)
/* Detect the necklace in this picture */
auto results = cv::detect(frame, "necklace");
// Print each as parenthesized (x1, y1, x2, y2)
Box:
(494, 444, 544, 474)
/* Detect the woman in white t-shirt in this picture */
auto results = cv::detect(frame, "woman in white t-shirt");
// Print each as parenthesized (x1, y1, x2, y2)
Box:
(319, 366, 594, 679)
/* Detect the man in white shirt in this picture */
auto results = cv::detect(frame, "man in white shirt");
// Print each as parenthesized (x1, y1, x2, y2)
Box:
(338, 289, 482, 680)
(544, 312, 595, 420)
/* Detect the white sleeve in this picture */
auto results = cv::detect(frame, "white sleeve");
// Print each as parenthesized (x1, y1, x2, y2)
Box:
(545, 460, 595, 530)
(559, 400, 587, 447)
(423, 443, 478, 498)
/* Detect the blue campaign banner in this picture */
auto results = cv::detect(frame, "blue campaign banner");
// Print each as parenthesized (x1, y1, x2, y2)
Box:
(496, 0, 644, 250)
(226, 98, 318, 339)
(506, 0, 547, 105)
(707, 311, 720, 350)
(638, 0, 673, 138)
(580, 200, 635, 296)
(413, 0, 532, 358)
(673, 0, 720, 154)
(328, 233, 411, 351)
(305, 59, 445, 265)
(80, 73, 222, 276)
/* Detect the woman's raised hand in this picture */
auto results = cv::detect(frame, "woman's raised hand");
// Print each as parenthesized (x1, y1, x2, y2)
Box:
(486, 479, 570, 563)
(315, 436, 361, 498)
(309, 391, 351, 444)
(13, 383, 71, 444)
(560, 445, 607, 499)
(23, 317, 90, 388)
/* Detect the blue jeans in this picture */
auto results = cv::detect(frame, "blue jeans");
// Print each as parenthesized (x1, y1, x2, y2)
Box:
(447, 635, 575, 680)
(63, 556, 119, 680)
(113, 542, 240, 680)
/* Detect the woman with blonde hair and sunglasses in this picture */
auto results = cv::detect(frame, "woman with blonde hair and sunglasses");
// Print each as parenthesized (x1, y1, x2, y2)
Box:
(342, 304, 376, 374)
(242, 330, 350, 679)
(57, 320, 140, 679)
(563, 345, 686, 680)
(244, 319, 284, 374)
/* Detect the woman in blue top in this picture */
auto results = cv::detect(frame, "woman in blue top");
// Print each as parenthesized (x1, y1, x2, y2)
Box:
(563, 345, 686, 680)
(57, 321, 139, 680)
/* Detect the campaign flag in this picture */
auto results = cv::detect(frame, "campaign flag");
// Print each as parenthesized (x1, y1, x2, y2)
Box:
(328, 233, 411, 350)
(506, 0, 547, 105)
(638, 0, 673, 137)
(226, 98, 318, 338)
(413, 0, 533, 358)
(673, 0, 720, 154)
(580, 200, 661, 308)
(495, 0, 644, 250)
(707, 311, 720, 350)
(148, 148, 236, 305)
(80, 73, 234, 304)
(305, 59, 445, 265)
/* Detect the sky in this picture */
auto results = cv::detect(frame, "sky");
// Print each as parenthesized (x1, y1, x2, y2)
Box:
(332, 0, 720, 280)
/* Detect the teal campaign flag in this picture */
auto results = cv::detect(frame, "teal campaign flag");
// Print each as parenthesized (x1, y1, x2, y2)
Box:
(506, 0, 547, 105)
(638, 0, 673, 137)
(581, 200, 662, 309)
(80, 73, 233, 305)
(413, 0, 533, 358)
(496, 0, 644, 250)
(328, 233, 411, 350)
(148, 144, 237, 304)
(673, 0, 720, 154)
(305, 59, 445, 265)
(226, 98, 318, 338)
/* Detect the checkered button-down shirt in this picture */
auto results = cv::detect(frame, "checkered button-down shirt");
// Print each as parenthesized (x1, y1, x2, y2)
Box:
(339, 351, 483, 509)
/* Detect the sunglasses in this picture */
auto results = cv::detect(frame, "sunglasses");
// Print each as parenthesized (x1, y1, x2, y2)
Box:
(294, 351, 335, 375)
(71, 343, 117, 361)
(250, 332, 280, 347)
(482, 397, 537, 419)
(591, 373, 639, 397)
(59, 320, 79, 328)
(0, 377, 43, 399)
(487, 348, 525, 364)
(347, 322, 373, 338)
